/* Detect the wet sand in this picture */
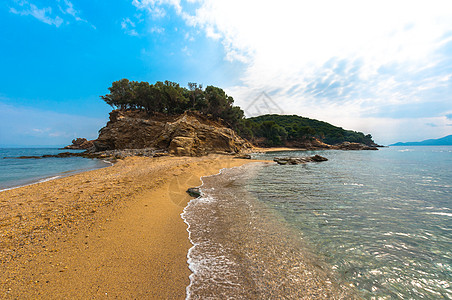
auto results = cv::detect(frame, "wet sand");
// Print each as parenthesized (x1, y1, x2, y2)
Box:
(0, 155, 253, 298)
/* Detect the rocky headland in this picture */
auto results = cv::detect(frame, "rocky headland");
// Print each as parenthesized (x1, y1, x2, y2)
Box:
(7, 110, 379, 162)
(86, 110, 377, 156)
(93, 110, 252, 156)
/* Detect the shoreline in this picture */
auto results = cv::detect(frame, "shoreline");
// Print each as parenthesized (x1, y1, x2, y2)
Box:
(252, 146, 308, 153)
(0, 155, 255, 298)
(0, 147, 113, 192)
(182, 163, 355, 298)
(0, 160, 113, 193)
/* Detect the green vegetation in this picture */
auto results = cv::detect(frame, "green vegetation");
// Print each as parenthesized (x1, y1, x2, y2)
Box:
(237, 115, 375, 147)
(101, 79, 244, 128)
(101, 79, 376, 147)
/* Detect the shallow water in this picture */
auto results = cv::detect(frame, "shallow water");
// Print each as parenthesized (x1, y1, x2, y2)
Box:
(184, 146, 452, 299)
(183, 164, 355, 299)
(0, 148, 110, 190)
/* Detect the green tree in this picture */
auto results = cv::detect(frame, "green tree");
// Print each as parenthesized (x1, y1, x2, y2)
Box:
(162, 81, 189, 114)
(101, 79, 134, 109)
(133, 81, 154, 113)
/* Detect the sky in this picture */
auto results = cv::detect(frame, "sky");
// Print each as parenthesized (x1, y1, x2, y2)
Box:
(1, 0, 452, 146)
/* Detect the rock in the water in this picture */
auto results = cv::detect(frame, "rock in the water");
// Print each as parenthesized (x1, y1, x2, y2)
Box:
(274, 155, 328, 165)
(311, 154, 328, 162)
(92, 110, 252, 156)
(234, 154, 251, 159)
(332, 142, 378, 150)
(187, 187, 201, 198)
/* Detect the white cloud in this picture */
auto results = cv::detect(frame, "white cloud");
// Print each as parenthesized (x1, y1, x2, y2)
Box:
(131, 0, 452, 142)
(122, 17, 138, 36)
(132, 0, 182, 18)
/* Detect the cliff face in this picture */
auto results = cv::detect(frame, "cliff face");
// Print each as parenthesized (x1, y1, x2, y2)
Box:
(93, 110, 252, 156)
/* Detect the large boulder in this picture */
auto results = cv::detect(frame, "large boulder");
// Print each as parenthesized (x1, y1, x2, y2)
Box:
(92, 110, 252, 156)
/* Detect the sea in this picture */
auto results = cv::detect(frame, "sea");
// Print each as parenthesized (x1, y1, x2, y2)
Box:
(0, 148, 110, 191)
(182, 146, 452, 299)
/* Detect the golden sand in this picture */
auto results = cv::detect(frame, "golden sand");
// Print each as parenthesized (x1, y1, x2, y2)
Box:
(0, 155, 254, 298)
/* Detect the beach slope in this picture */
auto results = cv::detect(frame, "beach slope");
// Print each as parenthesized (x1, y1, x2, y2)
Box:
(0, 155, 251, 298)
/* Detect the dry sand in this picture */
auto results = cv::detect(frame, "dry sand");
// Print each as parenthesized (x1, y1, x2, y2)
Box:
(0, 155, 254, 299)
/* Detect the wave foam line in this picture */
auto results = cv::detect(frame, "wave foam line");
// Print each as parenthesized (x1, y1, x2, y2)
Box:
(0, 175, 62, 192)
(180, 166, 233, 300)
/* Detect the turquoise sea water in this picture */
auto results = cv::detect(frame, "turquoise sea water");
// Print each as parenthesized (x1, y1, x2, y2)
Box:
(184, 146, 452, 299)
(0, 148, 110, 191)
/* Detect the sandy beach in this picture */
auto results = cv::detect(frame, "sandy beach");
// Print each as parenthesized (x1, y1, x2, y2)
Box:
(0, 155, 254, 298)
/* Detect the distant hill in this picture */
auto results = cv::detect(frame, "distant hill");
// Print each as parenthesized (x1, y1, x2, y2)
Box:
(390, 135, 452, 146)
(238, 114, 377, 147)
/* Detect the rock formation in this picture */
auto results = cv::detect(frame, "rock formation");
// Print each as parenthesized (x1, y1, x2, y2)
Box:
(284, 138, 333, 150)
(186, 187, 201, 198)
(64, 138, 94, 150)
(92, 110, 252, 156)
(331, 142, 378, 150)
(274, 155, 328, 165)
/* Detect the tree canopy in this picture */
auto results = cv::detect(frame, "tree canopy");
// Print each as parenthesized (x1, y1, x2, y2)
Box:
(100, 79, 244, 128)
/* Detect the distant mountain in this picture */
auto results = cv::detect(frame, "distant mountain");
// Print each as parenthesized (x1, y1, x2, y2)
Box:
(390, 135, 452, 146)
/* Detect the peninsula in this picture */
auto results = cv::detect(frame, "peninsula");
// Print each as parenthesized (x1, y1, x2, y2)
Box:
(1, 79, 378, 298)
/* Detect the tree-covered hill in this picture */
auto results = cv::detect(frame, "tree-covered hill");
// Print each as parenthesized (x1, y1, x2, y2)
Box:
(236, 114, 375, 147)
(100, 79, 376, 148)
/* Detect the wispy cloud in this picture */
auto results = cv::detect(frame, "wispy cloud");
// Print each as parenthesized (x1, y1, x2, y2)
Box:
(9, 0, 94, 28)
(132, 0, 182, 18)
(149, 26, 164, 34)
(57, 0, 95, 28)
(121, 17, 138, 36)
(10, 1, 63, 27)
(58, 0, 82, 21)
(123, 1, 181, 37)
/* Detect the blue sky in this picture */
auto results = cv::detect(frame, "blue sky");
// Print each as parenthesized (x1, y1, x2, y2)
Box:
(1, 0, 452, 146)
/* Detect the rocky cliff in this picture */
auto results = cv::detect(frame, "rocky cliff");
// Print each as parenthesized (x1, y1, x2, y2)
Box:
(92, 110, 252, 156)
